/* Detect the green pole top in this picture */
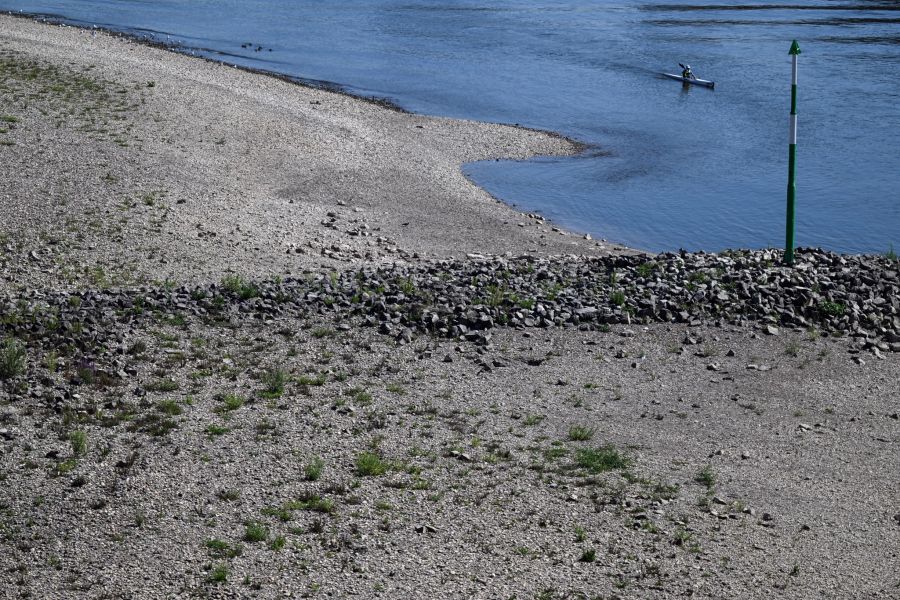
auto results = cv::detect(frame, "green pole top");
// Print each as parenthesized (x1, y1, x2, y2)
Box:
(789, 40, 801, 55)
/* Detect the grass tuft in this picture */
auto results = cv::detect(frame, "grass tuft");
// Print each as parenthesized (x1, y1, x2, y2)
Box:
(568, 425, 595, 441)
(261, 366, 287, 398)
(695, 465, 717, 489)
(575, 445, 629, 473)
(579, 548, 597, 563)
(69, 430, 87, 457)
(243, 521, 268, 543)
(207, 564, 228, 583)
(356, 451, 389, 477)
(0, 338, 26, 380)
(221, 274, 258, 300)
(304, 457, 324, 481)
(216, 394, 244, 413)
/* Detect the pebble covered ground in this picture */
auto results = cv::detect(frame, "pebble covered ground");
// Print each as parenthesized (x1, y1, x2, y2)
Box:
(1, 14, 898, 600)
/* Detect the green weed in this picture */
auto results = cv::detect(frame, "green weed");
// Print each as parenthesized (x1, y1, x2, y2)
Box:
(356, 452, 389, 476)
(568, 426, 595, 441)
(575, 445, 630, 473)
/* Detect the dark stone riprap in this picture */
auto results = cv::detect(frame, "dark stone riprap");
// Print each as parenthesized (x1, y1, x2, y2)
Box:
(1, 249, 898, 371)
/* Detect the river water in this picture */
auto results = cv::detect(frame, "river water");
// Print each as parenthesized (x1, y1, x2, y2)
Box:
(2, 1, 898, 253)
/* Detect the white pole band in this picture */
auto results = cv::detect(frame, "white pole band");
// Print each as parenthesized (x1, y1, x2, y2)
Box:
(789, 114, 797, 145)
(792, 56, 798, 85)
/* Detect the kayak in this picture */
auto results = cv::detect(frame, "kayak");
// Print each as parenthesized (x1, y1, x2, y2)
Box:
(662, 73, 715, 88)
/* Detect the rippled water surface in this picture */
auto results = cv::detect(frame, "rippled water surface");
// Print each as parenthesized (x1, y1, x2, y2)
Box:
(2, 1, 898, 253)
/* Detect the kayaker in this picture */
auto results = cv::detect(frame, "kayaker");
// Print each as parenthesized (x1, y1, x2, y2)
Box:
(680, 63, 695, 80)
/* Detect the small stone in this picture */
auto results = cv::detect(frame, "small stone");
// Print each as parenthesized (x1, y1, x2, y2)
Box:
(765, 325, 779, 336)
(741, 451, 751, 460)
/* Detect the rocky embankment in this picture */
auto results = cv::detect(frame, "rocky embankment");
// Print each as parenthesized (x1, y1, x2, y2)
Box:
(2, 247, 897, 399)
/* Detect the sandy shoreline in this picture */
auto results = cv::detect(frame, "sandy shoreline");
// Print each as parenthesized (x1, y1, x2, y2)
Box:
(0, 14, 630, 294)
(1, 14, 898, 600)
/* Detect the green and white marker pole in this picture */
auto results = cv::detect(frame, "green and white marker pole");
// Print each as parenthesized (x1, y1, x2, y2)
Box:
(785, 40, 801, 265)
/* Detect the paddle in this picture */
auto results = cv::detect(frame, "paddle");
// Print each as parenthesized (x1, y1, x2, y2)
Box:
(678, 63, 695, 80)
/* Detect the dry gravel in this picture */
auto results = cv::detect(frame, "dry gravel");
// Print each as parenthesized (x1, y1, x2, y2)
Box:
(0, 14, 898, 600)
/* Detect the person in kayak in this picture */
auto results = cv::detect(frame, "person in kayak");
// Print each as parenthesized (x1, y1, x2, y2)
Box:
(680, 63, 695, 80)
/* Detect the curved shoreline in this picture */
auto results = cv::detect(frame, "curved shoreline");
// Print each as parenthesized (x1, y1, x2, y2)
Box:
(0, 13, 632, 293)
(1, 10, 594, 188)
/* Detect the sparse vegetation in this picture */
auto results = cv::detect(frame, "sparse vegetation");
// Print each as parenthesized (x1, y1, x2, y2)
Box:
(207, 564, 228, 583)
(69, 430, 87, 457)
(157, 399, 183, 416)
(261, 366, 287, 398)
(216, 393, 244, 413)
(205, 539, 242, 559)
(269, 535, 287, 551)
(216, 489, 241, 502)
(304, 457, 325, 481)
(356, 451, 389, 476)
(386, 383, 406, 395)
(243, 521, 269, 543)
(145, 378, 179, 392)
(696, 465, 717, 489)
(205, 424, 230, 437)
(523, 414, 544, 426)
(575, 445, 629, 473)
(0, 338, 26, 380)
(785, 339, 801, 357)
(610, 290, 626, 307)
(285, 493, 334, 514)
(221, 274, 258, 299)
(574, 526, 587, 542)
(568, 425, 595, 441)
(819, 301, 845, 317)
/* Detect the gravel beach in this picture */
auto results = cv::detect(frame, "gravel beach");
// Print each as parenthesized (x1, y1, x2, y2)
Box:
(1, 14, 898, 600)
